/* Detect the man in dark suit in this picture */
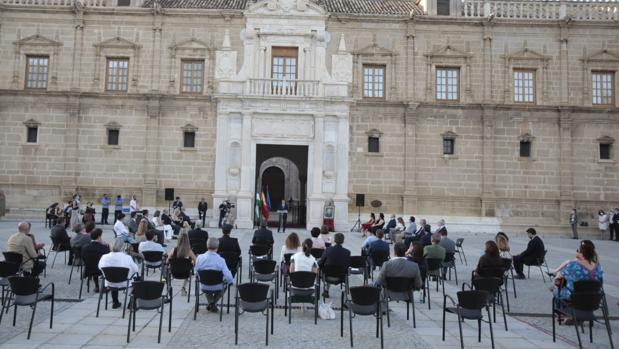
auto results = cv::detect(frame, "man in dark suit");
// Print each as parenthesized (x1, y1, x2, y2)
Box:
(252, 221, 274, 247)
(218, 224, 241, 257)
(188, 222, 209, 255)
(81, 228, 110, 293)
(318, 233, 351, 297)
(198, 198, 208, 228)
(513, 228, 545, 279)
(374, 242, 422, 289)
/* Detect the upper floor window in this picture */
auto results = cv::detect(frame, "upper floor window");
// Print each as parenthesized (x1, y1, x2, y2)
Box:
(592, 71, 614, 105)
(437, 0, 450, 15)
(514, 69, 535, 104)
(363, 64, 385, 99)
(117, 0, 130, 5)
(106, 58, 129, 92)
(436, 67, 459, 101)
(26, 126, 38, 143)
(272, 47, 297, 81)
(181, 59, 204, 94)
(25, 56, 49, 89)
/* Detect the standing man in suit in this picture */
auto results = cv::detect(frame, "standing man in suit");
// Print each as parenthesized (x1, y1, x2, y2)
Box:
(570, 209, 579, 239)
(513, 228, 545, 279)
(100, 194, 110, 225)
(198, 198, 208, 228)
(218, 224, 241, 257)
(277, 199, 289, 233)
(318, 233, 351, 296)
(374, 242, 422, 289)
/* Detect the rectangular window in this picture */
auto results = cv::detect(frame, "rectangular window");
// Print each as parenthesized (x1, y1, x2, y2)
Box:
(600, 143, 611, 160)
(107, 129, 119, 146)
(271, 47, 297, 93)
(181, 60, 204, 94)
(443, 138, 455, 155)
(514, 69, 535, 103)
(26, 126, 38, 143)
(106, 58, 129, 92)
(368, 136, 380, 153)
(363, 64, 385, 98)
(117, 0, 130, 5)
(436, 67, 459, 101)
(592, 71, 614, 105)
(25, 56, 49, 89)
(437, 0, 450, 15)
(520, 141, 531, 157)
(183, 131, 196, 148)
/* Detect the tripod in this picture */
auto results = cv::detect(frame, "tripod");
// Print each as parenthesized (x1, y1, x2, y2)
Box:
(350, 206, 361, 232)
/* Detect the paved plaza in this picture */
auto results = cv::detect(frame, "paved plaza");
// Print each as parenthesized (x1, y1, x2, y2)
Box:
(0, 219, 617, 348)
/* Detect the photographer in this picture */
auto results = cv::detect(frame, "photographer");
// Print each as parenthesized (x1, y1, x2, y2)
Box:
(218, 200, 234, 228)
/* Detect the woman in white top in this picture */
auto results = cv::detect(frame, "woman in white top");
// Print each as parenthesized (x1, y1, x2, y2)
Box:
(319, 224, 331, 244)
(280, 232, 301, 263)
(598, 210, 609, 231)
(290, 239, 318, 273)
(310, 227, 326, 249)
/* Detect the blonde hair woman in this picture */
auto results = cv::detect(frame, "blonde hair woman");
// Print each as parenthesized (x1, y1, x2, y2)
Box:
(167, 232, 196, 296)
(495, 232, 511, 259)
(135, 220, 148, 242)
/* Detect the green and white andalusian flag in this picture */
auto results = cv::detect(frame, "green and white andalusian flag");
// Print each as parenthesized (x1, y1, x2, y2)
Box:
(255, 192, 261, 223)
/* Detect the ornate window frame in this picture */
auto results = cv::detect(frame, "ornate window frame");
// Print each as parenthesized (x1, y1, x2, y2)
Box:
(598, 135, 614, 162)
(518, 132, 535, 160)
(181, 123, 199, 150)
(12, 34, 62, 89)
(366, 128, 383, 154)
(168, 37, 210, 95)
(353, 37, 397, 100)
(582, 49, 619, 107)
(425, 44, 472, 103)
(441, 130, 459, 159)
(93, 36, 141, 93)
(503, 47, 550, 105)
(104, 121, 122, 149)
(23, 119, 41, 145)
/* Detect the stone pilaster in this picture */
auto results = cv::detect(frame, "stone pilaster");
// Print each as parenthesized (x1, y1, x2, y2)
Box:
(142, 96, 161, 206)
(481, 106, 496, 217)
(234, 111, 254, 229)
(61, 95, 81, 199)
(403, 103, 419, 214)
(558, 109, 574, 223)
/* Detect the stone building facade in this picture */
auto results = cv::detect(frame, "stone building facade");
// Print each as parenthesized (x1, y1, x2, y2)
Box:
(0, 0, 618, 231)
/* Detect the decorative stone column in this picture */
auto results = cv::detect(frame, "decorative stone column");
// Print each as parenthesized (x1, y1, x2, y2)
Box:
(234, 111, 255, 229)
(212, 110, 231, 227)
(142, 97, 161, 206)
(558, 110, 574, 224)
(307, 113, 325, 229)
(481, 106, 497, 217)
(334, 113, 350, 231)
(403, 103, 419, 214)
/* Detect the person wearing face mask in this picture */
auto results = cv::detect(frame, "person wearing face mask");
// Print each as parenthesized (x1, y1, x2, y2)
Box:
(513, 228, 545, 279)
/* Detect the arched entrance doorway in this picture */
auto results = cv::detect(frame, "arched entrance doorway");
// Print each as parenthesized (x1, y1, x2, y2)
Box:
(261, 166, 285, 207)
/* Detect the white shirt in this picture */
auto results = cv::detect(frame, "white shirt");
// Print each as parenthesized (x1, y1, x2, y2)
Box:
(291, 252, 317, 272)
(98, 252, 139, 288)
(114, 220, 129, 239)
(138, 240, 166, 266)
(129, 199, 138, 213)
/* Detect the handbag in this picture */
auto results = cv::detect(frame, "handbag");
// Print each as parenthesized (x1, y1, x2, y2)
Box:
(318, 300, 336, 320)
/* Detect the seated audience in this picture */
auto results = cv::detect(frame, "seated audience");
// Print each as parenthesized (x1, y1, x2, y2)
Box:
(495, 232, 512, 259)
(252, 221, 274, 248)
(135, 220, 148, 243)
(438, 229, 456, 254)
(550, 240, 602, 307)
(320, 224, 331, 244)
(420, 224, 433, 246)
(194, 237, 234, 312)
(318, 233, 351, 296)
(368, 230, 390, 256)
(474, 241, 504, 278)
(513, 228, 545, 279)
(6, 222, 45, 276)
(113, 213, 135, 243)
(188, 222, 209, 254)
(51, 218, 72, 264)
(370, 213, 385, 234)
(361, 213, 376, 237)
(138, 230, 167, 267)
(218, 224, 242, 257)
(82, 228, 110, 293)
(375, 242, 422, 290)
(362, 228, 378, 253)
(310, 227, 326, 250)
(406, 242, 427, 282)
(290, 239, 318, 273)
(423, 233, 446, 261)
(279, 232, 301, 263)
(167, 232, 196, 296)
(98, 238, 139, 309)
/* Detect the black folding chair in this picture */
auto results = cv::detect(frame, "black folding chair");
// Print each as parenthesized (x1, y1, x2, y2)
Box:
(189, 237, 207, 256)
(342, 286, 383, 349)
(220, 252, 242, 313)
(442, 252, 458, 285)
(97, 267, 136, 319)
(455, 238, 467, 265)
(0, 276, 54, 340)
(49, 235, 70, 268)
(426, 257, 445, 309)
(68, 246, 84, 284)
(368, 249, 390, 280)
(194, 269, 228, 322)
(0, 262, 19, 309)
(442, 290, 494, 349)
(235, 283, 274, 346)
(310, 248, 324, 259)
(526, 250, 550, 283)
(79, 253, 104, 299)
(279, 253, 294, 290)
(552, 280, 614, 349)
(127, 281, 170, 344)
(2, 252, 23, 269)
(348, 256, 368, 285)
(252, 260, 279, 302)
(468, 277, 508, 331)
(321, 264, 349, 300)
(383, 277, 418, 328)
(167, 257, 193, 304)
(248, 245, 271, 279)
(501, 258, 517, 305)
(286, 271, 319, 324)
(141, 251, 165, 279)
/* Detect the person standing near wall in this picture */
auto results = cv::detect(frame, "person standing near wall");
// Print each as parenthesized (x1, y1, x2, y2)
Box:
(569, 208, 579, 240)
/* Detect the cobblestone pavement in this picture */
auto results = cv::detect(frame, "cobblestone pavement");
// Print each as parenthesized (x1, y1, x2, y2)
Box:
(0, 220, 616, 348)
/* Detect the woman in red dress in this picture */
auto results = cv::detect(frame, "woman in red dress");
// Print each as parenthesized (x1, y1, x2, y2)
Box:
(361, 212, 375, 237)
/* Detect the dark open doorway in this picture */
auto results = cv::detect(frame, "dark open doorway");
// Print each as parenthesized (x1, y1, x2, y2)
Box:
(255, 144, 308, 227)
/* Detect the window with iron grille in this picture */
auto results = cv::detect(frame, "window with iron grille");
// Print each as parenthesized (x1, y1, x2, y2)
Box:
(107, 129, 119, 146)
(106, 58, 129, 92)
(183, 131, 196, 148)
(363, 65, 385, 98)
(181, 60, 204, 94)
(600, 143, 611, 160)
(520, 140, 531, 157)
(368, 136, 380, 153)
(436, 67, 459, 101)
(25, 56, 49, 89)
(443, 138, 455, 155)
(26, 126, 38, 143)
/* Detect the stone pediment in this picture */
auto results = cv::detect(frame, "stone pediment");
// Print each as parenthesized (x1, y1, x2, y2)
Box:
(598, 135, 615, 144)
(246, 0, 326, 16)
(354, 42, 394, 57)
(426, 44, 471, 59)
(104, 121, 122, 130)
(14, 34, 62, 48)
(94, 37, 142, 50)
(584, 49, 619, 63)
(519, 132, 535, 142)
(23, 119, 41, 127)
(441, 130, 458, 139)
(170, 38, 210, 52)
(181, 123, 198, 132)
(505, 48, 549, 62)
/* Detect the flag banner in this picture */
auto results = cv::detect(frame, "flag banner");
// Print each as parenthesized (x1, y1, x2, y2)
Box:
(265, 186, 272, 211)
(260, 191, 269, 220)
(255, 193, 261, 222)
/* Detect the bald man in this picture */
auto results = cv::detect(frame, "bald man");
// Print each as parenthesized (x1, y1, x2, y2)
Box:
(6, 222, 46, 276)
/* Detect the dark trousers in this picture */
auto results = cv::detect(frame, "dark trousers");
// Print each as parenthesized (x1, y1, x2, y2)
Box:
(278, 213, 287, 232)
(111, 289, 119, 304)
(611, 223, 617, 241)
(114, 210, 122, 223)
(219, 213, 225, 228)
(513, 255, 536, 275)
(24, 261, 46, 277)
(198, 210, 206, 227)
(101, 208, 109, 224)
(571, 224, 579, 239)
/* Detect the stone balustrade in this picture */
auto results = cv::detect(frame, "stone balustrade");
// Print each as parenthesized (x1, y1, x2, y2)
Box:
(0, 0, 114, 7)
(462, 0, 619, 20)
(246, 78, 321, 97)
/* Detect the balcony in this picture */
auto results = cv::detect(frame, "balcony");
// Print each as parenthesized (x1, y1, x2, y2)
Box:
(246, 78, 321, 97)
(461, 0, 619, 21)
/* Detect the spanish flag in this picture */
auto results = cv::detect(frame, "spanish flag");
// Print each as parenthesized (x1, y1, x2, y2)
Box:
(260, 190, 269, 220)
